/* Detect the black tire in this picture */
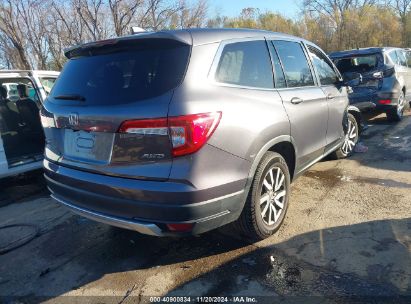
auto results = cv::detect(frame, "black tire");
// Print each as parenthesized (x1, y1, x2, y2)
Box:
(331, 113, 359, 159)
(235, 152, 290, 241)
(386, 91, 406, 122)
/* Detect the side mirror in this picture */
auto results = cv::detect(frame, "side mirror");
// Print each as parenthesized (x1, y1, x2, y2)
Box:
(343, 72, 362, 87)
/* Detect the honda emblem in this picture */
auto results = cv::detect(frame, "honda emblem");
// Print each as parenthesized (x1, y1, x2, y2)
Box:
(68, 113, 79, 126)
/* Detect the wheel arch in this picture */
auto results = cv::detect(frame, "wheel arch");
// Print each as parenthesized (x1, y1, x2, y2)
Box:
(347, 105, 363, 133)
(247, 136, 297, 184)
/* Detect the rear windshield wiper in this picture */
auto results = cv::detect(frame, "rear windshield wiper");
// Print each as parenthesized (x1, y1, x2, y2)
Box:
(54, 94, 86, 101)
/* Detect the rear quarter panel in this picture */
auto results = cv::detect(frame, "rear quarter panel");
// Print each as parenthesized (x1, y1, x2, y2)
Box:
(168, 41, 291, 190)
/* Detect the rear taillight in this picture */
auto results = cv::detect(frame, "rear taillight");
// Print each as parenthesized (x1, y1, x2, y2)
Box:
(379, 99, 391, 105)
(119, 112, 222, 157)
(168, 112, 222, 156)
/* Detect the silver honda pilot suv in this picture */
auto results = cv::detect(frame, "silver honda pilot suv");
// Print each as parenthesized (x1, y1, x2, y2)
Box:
(41, 29, 356, 240)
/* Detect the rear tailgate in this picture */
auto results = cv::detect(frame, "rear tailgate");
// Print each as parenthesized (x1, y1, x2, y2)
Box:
(41, 36, 191, 180)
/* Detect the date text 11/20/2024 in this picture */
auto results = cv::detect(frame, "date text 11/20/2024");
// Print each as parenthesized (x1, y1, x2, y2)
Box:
(149, 297, 258, 303)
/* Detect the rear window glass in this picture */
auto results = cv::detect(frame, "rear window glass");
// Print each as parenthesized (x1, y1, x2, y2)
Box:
(50, 40, 190, 105)
(334, 54, 382, 74)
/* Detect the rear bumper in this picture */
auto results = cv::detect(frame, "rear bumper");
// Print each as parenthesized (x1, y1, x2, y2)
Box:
(44, 159, 247, 236)
(52, 194, 164, 236)
(349, 90, 401, 112)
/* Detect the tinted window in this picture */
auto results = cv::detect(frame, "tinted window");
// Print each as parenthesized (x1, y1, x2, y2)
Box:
(308, 46, 339, 86)
(1, 79, 40, 104)
(268, 42, 286, 88)
(50, 40, 190, 105)
(272, 40, 314, 87)
(334, 54, 381, 74)
(396, 50, 407, 67)
(215, 40, 274, 89)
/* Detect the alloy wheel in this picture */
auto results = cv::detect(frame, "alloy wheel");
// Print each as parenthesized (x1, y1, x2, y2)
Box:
(341, 117, 358, 155)
(260, 166, 286, 226)
(397, 93, 406, 118)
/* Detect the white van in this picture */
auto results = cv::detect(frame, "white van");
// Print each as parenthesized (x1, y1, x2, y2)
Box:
(0, 70, 59, 178)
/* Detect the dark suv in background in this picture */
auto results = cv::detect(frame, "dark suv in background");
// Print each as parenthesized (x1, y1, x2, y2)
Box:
(330, 47, 411, 121)
(41, 29, 355, 240)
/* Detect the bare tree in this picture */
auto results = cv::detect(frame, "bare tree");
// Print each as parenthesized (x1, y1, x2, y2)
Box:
(109, 0, 144, 36)
(139, 0, 181, 30)
(0, 0, 31, 69)
(171, 0, 208, 28)
(15, 0, 50, 69)
(391, 0, 411, 45)
(73, 0, 108, 41)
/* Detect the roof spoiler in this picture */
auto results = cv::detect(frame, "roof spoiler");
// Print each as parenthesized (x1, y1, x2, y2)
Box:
(64, 31, 192, 59)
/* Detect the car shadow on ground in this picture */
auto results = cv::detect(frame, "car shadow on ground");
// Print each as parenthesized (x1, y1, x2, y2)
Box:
(164, 218, 411, 299)
(0, 170, 48, 207)
(2, 217, 409, 301)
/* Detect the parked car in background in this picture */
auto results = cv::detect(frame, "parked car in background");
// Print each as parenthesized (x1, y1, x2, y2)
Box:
(330, 47, 411, 121)
(0, 70, 59, 178)
(42, 29, 356, 240)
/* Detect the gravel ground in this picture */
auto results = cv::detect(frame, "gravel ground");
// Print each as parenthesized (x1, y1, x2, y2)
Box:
(0, 113, 410, 303)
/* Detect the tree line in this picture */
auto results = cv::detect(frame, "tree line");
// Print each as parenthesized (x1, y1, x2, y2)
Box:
(1, 0, 411, 70)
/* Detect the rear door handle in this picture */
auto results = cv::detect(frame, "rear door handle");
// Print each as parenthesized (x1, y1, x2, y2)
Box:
(290, 97, 304, 105)
(327, 94, 335, 100)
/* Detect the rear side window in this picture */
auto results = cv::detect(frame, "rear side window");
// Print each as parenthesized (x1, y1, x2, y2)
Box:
(272, 40, 314, 87)
(308, 46, 339, 86)
(388, 51, 399, 65)
(50, 40, 190, 105)
(215, 40, 274, 89)
(396, 50, 407, 67)
(39, 77, 57, 96)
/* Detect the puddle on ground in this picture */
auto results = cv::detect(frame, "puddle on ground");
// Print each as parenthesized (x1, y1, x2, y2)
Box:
(304, 169, 411, 189)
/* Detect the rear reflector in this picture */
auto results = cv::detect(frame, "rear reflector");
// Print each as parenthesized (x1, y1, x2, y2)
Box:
(166, 223, 194, 232)
(118, 118, 168, 135)
(118, 112, 222, 157)
(379, 99, 391, 105)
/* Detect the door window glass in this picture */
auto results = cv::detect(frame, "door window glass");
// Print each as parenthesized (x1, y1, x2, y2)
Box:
(272, 40, 314, 87)
(308, 46, 339, 86)
(215, 40, 274, 89)
(396, 50, 407, 67)
(267, 42, 286, 88)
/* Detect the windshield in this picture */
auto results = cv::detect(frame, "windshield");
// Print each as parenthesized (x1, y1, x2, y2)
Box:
(50, 40, 190, 105)
(334, 54, 383, 74)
